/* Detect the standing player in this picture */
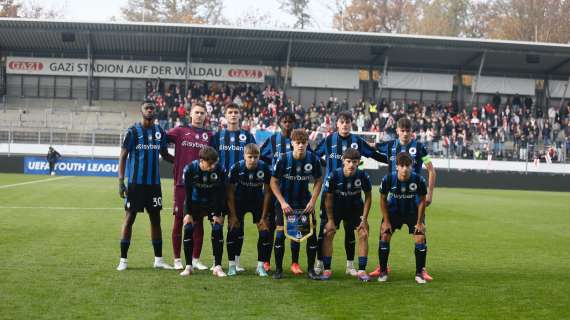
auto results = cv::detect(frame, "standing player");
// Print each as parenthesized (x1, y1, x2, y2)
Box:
(116, 100, 174, 271)
(378, 152, 429, 284)
(314, 112, 387, 276)
(260, 112, 307, 274)
(320, 148, 372, 281)
(180, 146, 228, 277)
(226, 143, 272, 277)
(167, 102, 212, 271)
(211, 103, 256, 272)
(369, 117, 435, 280)
(46, 146, 61, 176)
(270, 129, 323, 280)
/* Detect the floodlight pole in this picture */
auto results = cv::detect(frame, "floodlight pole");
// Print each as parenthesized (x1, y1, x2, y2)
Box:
(378, 56, 389, 104)
(470, 51, 486, 108)
(185, 36, 192, 96)
(87, 32, 93, 106)
(283, 38, 293, 109)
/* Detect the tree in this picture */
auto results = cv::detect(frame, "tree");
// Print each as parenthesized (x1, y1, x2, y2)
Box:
(234, 7, 288, 28)
(0, 0, 20, 17)
(279, 0, 312, 29)
(20, 0, 64, 19)
(332, 0, 420, 33)
(121, 0, 162, 22)
(121, 0, 226, 24)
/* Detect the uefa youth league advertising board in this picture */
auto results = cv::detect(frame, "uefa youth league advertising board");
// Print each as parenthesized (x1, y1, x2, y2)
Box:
(24, 157, 119, 177)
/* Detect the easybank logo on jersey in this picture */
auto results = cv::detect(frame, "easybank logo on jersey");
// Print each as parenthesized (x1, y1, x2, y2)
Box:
(24, 157, 118, 177)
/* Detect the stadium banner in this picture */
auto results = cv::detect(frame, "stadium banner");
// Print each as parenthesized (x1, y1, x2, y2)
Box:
(383, 71, 454, 91)
(291, 67, 359, 89)
(24, 157, 118, 176)
(6, 57, 266, 83)
(474, 76, 535, 95)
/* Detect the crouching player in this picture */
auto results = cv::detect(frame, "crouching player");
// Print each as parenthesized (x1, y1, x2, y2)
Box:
(270, 129, 323, 280)
(320, 148, 372, 281)
(180, 146, 228, 277)
(378, 152, 429, 284)
(226, 143, 273, 277)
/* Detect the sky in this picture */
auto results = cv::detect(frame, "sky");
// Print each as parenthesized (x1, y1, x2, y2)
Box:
(32, 0, 335, 30)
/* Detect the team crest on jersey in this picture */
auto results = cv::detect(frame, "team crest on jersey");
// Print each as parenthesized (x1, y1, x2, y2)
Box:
(202, 176, 208, 182)
(257, 171, 264, 179)
(347, 183, 352, 189)
(230, 136, 235, 142)
(202, 133, 209, 141)
(296, 166, 302, 173)
(155, 132, 162, 140)
(248, 174, 254, 180)
(342, 145, 347, 152)
(211, 173, 218, 180)
(239, 133, 247, 142)
(148, 134, 153, 141)
(351, 142, 359, 149)
(195, 134, 200, 140)
(354, 179, 362, 187)
(401, 187, 407, 192)
(304, 163, 313, 172)
(409, 147, 417, 155)
(409, 183, 417, 191)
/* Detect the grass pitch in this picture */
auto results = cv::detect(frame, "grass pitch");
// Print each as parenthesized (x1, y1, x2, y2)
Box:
(0, 173, 569, 319)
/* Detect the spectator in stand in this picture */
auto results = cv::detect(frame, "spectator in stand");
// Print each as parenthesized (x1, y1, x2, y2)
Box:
(158, 104, 169, 130)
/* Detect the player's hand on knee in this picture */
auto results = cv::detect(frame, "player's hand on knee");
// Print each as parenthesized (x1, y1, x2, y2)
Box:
(381, 221, 392, 235)
(414, 223, 425, 235)
(325, 220, 336, 235)
(258, 218, 269, 231)
(357, 221, 369, 237)
(118, 179, 127, 198)
(183, 215, 194, 225)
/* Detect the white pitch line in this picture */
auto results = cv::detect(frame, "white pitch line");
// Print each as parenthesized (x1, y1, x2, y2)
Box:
(0, 176, 71, 189)
(0, 206, 174, 211)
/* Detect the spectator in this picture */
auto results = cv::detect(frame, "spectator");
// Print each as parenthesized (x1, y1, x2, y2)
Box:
(46, 146, 61, 176)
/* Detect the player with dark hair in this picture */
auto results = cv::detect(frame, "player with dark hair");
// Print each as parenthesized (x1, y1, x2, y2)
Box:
(116, 100, 174, 271)
(260, 112, 307, 274)
(211, 103, 256, 272)
(179, 146, 228, 277)
(370, 117, 435, 280)
(226, 143, 272, 276)
(378, 152, 429, 284)
(167, 102, 212, 271)
(270, 129, 323, 280)
(314, 112, 387, 276)
(46, 146, 61, 176)
(320, 148, 372, 281)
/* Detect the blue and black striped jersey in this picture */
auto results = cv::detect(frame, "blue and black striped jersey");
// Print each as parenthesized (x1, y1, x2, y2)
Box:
(272, 151, 322, 209)
(211, 129, 256, 171)
(228, 160, 271, 203)
(122, 123, 167, 185)
(376, 139, 430, 175)
(379, 172, 427, 215)
(315, 132, 387, 176)
(323, 168, 371, 206)
(182, 160, 227, 206)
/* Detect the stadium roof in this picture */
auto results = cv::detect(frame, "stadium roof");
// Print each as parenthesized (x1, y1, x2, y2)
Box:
(1, 18, 570, 79)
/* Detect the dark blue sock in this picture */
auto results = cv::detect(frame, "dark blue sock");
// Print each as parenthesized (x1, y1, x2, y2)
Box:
(258, 230, 271, 262)
(151, 239, 162, 257)
(212, 223, 224, 266)
(358, 256, 368, 271)
(120, 239, 130, 259)
(379, 241, 390, 273)
(291, 240, 300, 263)
(322, 256, 332, 270)
(274, 231, 285, 271)
(183, 224, 194, 265)
(415, 243, 427, 274)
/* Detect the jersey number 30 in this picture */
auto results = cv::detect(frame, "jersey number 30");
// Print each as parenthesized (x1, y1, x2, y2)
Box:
(153, 197, 162, 207)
